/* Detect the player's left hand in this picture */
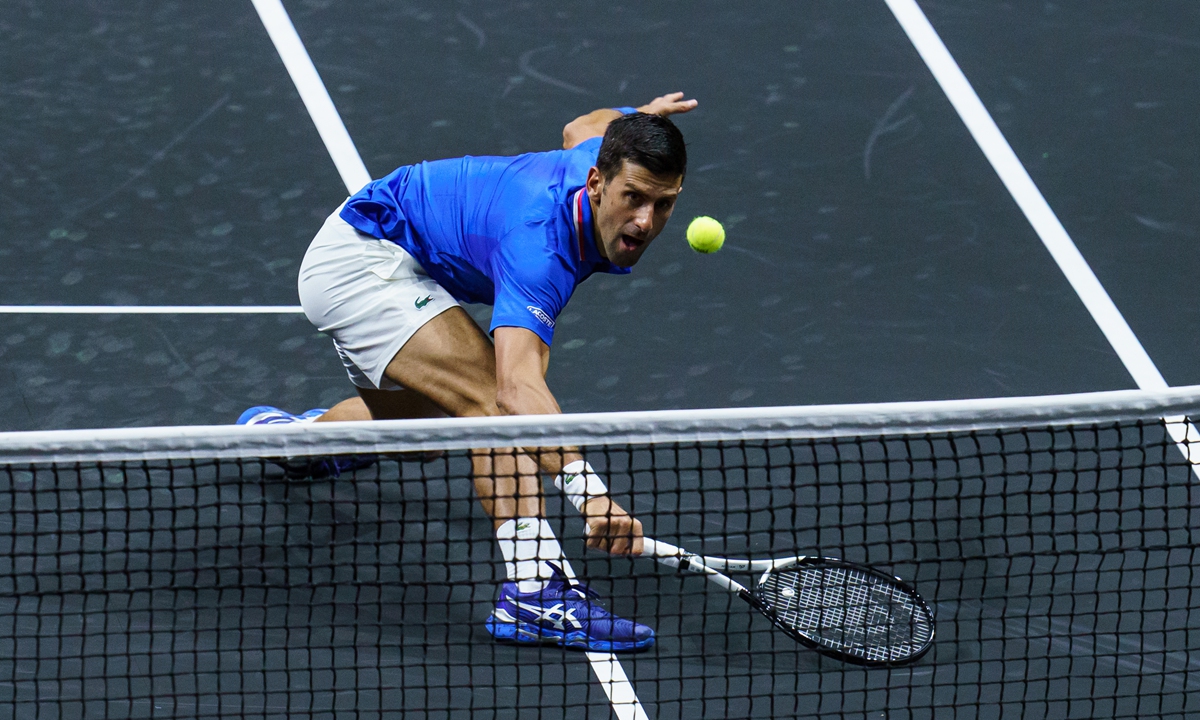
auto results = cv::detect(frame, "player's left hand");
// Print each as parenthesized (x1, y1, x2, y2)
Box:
(637, 92, 699, 118)
(582, 497, 645, 555)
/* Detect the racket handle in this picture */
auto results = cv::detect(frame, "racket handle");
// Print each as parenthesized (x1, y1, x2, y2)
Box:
(641, 537, 682, 559)
(641, 538, 748, 592)
(641, 537, 707, 573)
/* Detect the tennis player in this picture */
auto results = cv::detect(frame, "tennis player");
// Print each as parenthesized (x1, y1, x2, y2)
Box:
(240, 93, 696, 652)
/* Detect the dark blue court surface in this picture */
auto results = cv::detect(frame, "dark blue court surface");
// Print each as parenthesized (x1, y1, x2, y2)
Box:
(9, 0, 1200, 429)
(3, 1, 1199, 718)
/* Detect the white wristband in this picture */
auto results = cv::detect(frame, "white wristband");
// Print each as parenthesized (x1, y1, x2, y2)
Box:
(554, 460, 608, 512)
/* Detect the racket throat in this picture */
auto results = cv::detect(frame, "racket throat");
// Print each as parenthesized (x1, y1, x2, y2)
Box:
(738, 588, 762, 608)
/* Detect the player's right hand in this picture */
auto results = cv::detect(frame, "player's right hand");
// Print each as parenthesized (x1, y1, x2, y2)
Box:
(637, 92, 699, 118)
(582, 497, 645, 556)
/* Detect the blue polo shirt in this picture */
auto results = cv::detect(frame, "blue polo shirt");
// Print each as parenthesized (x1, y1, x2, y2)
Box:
(338, 137, 630, 346)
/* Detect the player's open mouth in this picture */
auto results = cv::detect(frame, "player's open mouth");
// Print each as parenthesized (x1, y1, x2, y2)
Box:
(619, 235, 644, 252)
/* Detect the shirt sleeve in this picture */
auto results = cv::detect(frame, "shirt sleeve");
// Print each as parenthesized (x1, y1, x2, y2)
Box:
(489, 222, 575, 347)
(570, 135, 603, 157)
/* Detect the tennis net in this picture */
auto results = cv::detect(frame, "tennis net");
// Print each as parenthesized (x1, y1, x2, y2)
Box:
(2, 387, 1199, 719)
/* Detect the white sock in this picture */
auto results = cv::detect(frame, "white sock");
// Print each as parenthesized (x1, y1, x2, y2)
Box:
(496, 518, 567, 593)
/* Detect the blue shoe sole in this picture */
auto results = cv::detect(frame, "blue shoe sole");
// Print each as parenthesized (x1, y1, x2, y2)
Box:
(485, 617, 654, 653)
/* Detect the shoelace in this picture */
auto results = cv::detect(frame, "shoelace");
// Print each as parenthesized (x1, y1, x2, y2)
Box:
(563, 582, 600, 601)
(544, 561, 600, 602)
(544, 562, 601, 601)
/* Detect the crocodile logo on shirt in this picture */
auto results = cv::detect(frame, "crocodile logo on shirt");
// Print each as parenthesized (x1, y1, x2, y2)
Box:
(526, 306, 555, 328)
(415, 295, 433, 309)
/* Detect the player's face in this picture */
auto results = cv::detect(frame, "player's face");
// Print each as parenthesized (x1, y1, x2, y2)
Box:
(587, 162, 682, 267)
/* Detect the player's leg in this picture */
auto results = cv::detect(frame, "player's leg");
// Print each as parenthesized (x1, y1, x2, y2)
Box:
(293, 206, 651, 650)
(309, 308, 495, 422)
(371, 305, 545, 522)
(313, 397, 369, 421)
(374, 308, 652, 651)
(316, 387, 442, 422)
(294, 211, 551, 543)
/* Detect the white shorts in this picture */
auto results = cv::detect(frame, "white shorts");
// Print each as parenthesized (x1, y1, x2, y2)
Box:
(297, 206, 460, 390)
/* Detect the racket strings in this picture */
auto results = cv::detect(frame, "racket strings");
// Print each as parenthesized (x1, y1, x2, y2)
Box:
(760, 565, 934, 663)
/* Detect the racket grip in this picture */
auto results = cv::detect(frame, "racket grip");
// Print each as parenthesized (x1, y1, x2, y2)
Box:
(641, 538, 731, 581)
(641, 538, 681, 559)
(641, 537, 697, 571)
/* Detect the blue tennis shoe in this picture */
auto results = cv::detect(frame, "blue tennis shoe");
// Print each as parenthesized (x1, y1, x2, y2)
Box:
(236, 405, 376, 479)
(237, 406, 327, 425)
(485, 568, 655, 652)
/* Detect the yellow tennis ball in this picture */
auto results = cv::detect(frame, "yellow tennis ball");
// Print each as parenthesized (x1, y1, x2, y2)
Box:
(687, 216, 725, 254)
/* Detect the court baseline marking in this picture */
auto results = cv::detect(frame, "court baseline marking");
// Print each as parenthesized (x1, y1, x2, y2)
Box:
(883, 0, 1200, 477)
(247, 1, 648, 718)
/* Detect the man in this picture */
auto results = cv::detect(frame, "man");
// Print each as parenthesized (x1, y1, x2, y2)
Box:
(240, 93, 697, 652)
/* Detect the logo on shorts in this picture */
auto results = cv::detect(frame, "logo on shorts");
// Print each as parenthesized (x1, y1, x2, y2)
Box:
(526, 306, 554, 328)
(414, 295, 433, 309)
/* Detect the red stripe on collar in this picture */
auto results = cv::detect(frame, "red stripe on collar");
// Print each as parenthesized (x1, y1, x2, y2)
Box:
(574, 189, 586, 260)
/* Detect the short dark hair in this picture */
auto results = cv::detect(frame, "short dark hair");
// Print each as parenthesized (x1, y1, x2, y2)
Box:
(596, 112, 687, 182)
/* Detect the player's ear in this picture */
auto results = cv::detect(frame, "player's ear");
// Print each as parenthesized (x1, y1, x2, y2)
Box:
(586, 166, 603, 196)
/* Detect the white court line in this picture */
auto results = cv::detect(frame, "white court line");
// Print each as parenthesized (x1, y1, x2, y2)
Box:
(883, 0, 1165, 390)
(0, 0, 370, 317)
(248, 1, 650, 717)
(0, 306, 304, 314)
(250, 0, 370, 195)
(883, 0, 1198, 473)
(586, 653, 650, 720)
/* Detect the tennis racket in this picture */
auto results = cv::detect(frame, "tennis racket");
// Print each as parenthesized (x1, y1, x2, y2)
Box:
(641, 538, 935, 666)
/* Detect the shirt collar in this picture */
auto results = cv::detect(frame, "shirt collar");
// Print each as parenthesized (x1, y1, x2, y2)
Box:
(572, 188, 600, 264)
(571, 188, 632, 274)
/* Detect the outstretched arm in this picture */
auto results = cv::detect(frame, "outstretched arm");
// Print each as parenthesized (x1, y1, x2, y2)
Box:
(494, 326, 643, 554)
(562, 91, 699, 149)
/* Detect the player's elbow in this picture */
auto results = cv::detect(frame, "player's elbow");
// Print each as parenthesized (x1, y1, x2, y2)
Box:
(562, 119, 586, 150)
(563, 112, 605, 149)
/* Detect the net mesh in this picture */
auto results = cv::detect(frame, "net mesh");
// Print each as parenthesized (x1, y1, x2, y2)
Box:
(2, 389, 1199, 719)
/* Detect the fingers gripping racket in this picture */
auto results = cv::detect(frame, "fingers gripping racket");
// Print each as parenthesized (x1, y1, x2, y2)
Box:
(641, 538, 935, 666)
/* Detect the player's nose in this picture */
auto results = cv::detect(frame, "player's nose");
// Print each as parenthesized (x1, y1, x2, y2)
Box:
(631, 206, 653, 233)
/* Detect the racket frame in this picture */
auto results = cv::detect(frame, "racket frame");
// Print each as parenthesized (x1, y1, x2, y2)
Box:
(751, 556, 936, 667)
(641, 538, 934, 667)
